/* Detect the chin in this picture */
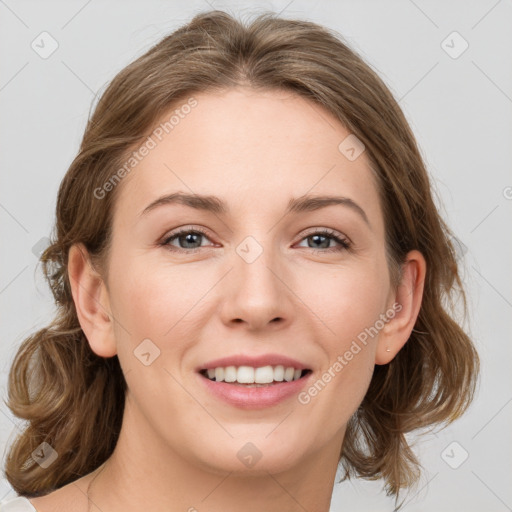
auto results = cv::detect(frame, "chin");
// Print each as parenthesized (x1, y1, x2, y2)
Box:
(190, 436, 307, 476)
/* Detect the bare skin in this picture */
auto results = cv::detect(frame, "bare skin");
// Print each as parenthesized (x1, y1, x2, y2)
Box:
(29, 87, 425, 512)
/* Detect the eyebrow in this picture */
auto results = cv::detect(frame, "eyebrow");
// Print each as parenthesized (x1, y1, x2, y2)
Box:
(140, 192, 370, 226)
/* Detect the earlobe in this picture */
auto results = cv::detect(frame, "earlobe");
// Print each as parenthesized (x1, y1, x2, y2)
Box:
(67, 243, 117, 358)
(375, 250, 426, 365)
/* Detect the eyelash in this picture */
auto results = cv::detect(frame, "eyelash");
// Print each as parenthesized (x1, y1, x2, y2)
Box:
(160, 226, 352, 254)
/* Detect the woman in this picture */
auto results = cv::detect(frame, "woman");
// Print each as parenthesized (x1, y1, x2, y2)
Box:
(2, 9, 478, 512)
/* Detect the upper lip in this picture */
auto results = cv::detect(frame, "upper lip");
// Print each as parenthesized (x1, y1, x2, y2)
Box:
(197, 354, 310, 372)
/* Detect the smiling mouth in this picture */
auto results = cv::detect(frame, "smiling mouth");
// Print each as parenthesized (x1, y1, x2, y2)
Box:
(199, 366, 312, 387)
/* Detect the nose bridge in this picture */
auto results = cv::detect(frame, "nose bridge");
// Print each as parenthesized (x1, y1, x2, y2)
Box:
(221, 234, 291, 329)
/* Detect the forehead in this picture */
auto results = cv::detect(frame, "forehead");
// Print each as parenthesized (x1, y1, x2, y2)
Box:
(114, 87, 383, 229)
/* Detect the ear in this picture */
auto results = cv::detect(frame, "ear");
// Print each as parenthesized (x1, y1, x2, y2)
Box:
(68, 243, 117, 358)
(375, 250, 426, 365)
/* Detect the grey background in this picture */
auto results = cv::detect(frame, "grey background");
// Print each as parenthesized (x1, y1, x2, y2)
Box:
(1, 0, 511, 510)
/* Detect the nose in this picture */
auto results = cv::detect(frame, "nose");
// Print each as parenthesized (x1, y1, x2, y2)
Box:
(219, 242, 294, 332)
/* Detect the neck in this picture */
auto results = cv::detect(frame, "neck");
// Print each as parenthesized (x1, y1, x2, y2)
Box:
(87, 392, 344, 512)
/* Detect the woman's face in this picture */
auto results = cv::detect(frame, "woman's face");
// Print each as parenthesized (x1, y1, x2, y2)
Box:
(100, 87, 398, 474)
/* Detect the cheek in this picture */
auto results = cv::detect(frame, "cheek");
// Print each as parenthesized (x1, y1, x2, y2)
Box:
(106, 257, 203, 418)
(112, 234, 198, 308)
(298, 260, 386, 410)
(107, 250, 201, 353)
(299, 257, 389, 346)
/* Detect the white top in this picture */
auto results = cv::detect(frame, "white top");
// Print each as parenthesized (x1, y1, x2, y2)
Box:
(0, 496, 37, 511)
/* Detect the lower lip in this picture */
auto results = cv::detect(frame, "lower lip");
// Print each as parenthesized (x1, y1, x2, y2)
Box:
(198, 373, 312, 409)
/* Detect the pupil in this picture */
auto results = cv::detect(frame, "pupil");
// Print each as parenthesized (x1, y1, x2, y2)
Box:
(311, 234, 328, 249)
(181, 233, 200, 248)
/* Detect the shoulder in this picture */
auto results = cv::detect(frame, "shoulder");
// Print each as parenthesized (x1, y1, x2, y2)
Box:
(0, 496, 37, 511)
(19, 471, 94, 512)
(1, 467, 99, 512)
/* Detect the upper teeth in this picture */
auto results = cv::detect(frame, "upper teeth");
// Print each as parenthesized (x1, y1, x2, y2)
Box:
(206, 365, 303, 384)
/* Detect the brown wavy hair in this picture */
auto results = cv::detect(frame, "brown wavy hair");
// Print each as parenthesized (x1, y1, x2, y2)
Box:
(3, 9, 479, 503)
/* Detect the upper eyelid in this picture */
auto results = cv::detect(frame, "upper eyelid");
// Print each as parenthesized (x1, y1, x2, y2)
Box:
(162, 226, 350, 247)
(162, 226, 213, 244)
